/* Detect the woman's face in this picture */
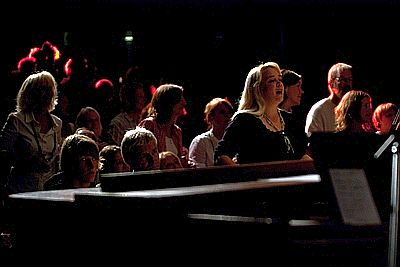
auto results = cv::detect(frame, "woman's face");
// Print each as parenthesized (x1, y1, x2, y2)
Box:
(172, 96, 187, 121)
(260, 67, 284, 105)
(360, 97, 373, 123)
(286, 80, 304, 106)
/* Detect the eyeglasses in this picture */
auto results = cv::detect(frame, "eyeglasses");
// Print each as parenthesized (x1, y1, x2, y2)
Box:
(79, 156, 99, 165)
(335, 77, 353, 83)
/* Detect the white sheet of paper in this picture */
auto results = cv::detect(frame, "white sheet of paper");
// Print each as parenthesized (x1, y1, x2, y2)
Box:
(329, 168, 381, 226)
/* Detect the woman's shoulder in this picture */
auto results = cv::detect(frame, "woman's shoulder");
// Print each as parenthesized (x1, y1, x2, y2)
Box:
(9, 111, 21, 119)
(6, 111, 25, 124)
(139, 116, 155, 124)
(279, 109, 293, 121)
(50, 113, 62, 125)
(173, 123, 182, 132)
(232, 112, 260, 124)
(233, 112, 258, 120)
(138, 117, 156, 128)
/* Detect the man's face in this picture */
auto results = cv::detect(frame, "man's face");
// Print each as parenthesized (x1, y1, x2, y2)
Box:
(331, 69, 353, 99)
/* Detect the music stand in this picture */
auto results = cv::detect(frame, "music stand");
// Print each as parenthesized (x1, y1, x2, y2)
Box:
(375, 134, 399, 267)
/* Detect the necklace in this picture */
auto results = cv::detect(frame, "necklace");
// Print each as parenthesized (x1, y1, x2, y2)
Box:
(262, 111, 294, 155)
(262, 111, 285, 132)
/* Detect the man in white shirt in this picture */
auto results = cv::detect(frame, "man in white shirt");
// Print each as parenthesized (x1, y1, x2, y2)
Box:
(305, 63, 353, 136)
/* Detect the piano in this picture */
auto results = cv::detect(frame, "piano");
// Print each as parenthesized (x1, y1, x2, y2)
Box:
(4, 159, 388, 265)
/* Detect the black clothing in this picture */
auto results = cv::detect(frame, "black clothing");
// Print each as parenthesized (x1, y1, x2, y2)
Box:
(214, 112, 307, 164)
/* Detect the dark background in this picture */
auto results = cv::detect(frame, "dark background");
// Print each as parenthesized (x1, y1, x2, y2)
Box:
(2, 0, 400, 146)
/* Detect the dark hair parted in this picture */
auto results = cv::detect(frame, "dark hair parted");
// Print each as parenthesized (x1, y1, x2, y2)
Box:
(148, 84, 183, 124)
(281, 69, 302, 87)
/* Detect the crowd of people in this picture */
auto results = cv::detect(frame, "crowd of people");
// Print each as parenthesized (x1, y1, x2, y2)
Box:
(0, 41, 397, 197)
(0, 40, 398, 251)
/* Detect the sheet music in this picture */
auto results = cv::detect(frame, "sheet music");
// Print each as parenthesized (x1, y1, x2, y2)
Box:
(329, 168, 381, 226)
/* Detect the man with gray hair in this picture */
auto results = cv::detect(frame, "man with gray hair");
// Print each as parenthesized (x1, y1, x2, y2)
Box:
(305, 62, 353, 136)
(120, 127, 160, 172)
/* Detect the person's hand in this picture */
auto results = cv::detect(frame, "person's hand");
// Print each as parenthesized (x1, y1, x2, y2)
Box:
(180, 146, 190, 168)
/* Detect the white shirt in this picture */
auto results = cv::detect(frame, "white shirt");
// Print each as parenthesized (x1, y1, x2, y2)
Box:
(189, 130, 219, 168)
(165, 136, 178, 156)
(305, 97, 336, 136)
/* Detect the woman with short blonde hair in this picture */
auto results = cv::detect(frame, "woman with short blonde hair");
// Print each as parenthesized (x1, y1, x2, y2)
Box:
(1, 71, 62, 193)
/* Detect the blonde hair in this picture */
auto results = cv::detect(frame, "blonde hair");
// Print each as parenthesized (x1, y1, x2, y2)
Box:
(236, 62, 281, 118)
(16, 70, 58, 112)
(159, 151, 183, 170)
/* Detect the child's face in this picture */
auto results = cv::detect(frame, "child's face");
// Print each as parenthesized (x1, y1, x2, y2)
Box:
(135, 141, 160, 171)
(380, 109, 397, 134)
(161, 154, 182, 170)
(113, 152, 130, 172)
(78, 155, 99, 184)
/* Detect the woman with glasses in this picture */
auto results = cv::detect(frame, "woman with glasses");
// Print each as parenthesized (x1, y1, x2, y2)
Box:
(44, 134, 100, 190)
(214, 62, 308, 165)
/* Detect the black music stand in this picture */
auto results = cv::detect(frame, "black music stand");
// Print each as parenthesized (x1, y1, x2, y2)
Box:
(375, 134, 399, 267)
